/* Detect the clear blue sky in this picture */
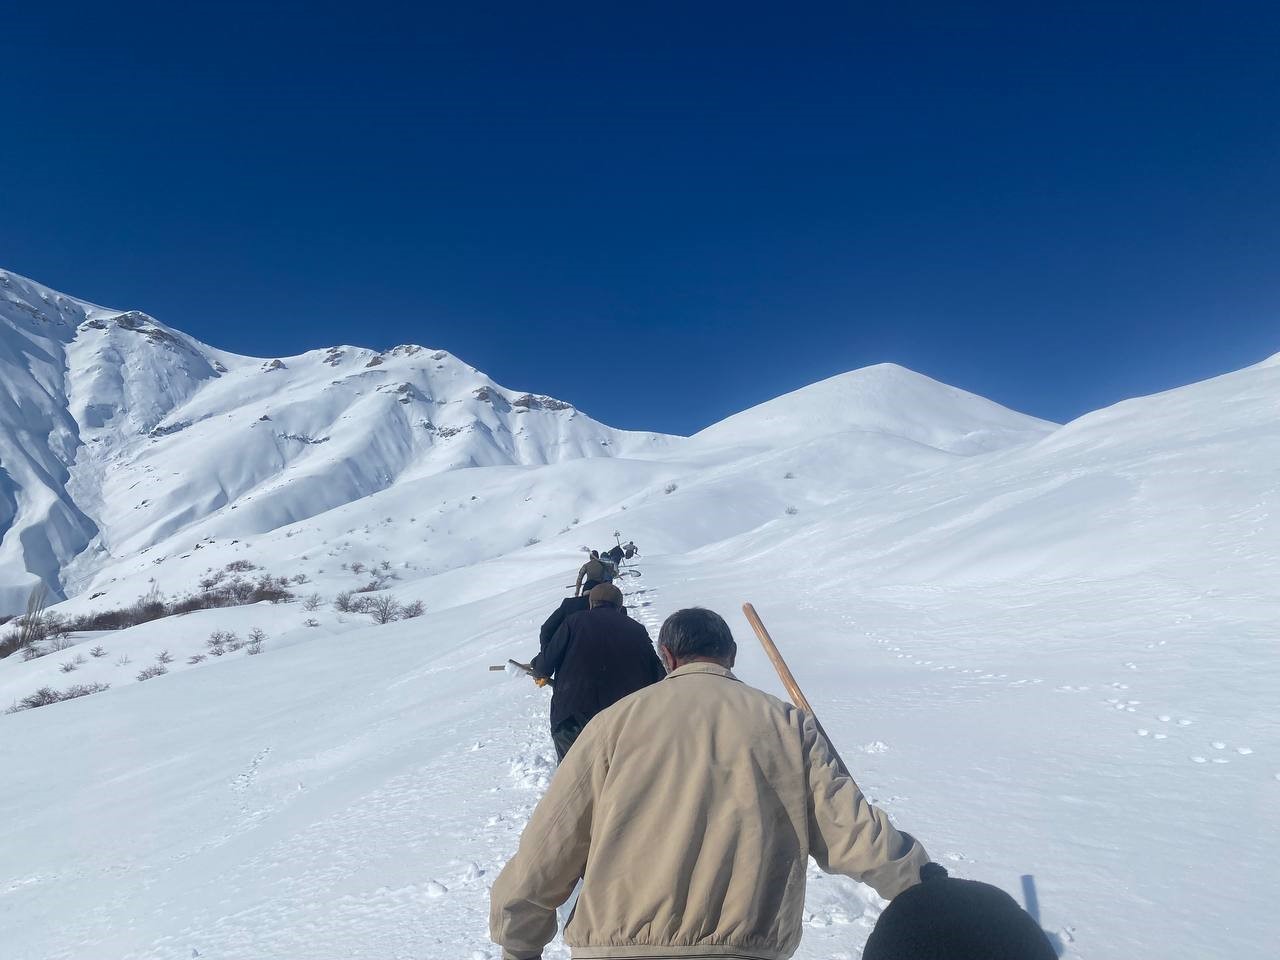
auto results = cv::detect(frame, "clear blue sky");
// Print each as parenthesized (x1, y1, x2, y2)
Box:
(3, 2, 1277, 434)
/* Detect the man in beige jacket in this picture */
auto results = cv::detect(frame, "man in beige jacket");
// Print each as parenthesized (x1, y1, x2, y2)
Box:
(490, 607, 931, 960)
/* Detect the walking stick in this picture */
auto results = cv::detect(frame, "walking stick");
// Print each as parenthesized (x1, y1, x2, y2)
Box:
(742, 602, 850, 777)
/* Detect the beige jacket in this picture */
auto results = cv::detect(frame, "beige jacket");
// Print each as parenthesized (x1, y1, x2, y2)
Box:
(490, 663, 929, 960)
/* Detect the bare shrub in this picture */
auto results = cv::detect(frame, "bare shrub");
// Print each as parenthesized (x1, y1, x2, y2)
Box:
(156, 649, 174, 664)
(11, 687, 61, 711)
(291, 573, 310, 584)
(525, 537, 541, 546)
(225, 559, 256, 572)
(207, 631, 229, 656)
(252, 575, 294, 603)
(400, 599, 425, 619)
(368, 595, 402, 624)
(89, 645, 107, 658)
(334, 591, 355, 613)
(664, 482, 678, 494)
(136, 664, 168, 681)
(380, 560, 391, 571)
(0, 584, 50, 660)
(785, 506, 798, 516)
(783, 471, 795, 479)
(6, 683, 112, 714)
(199, 569, 227, 590)
(45, 614, 71, 646)
(350, 561, 365, 575)
(64, 682, 110, 699)
(115, 654, 132, 666)
(348, 595, 375, 613)
(355, 580, 380, 593)
(302, 593, 322, 611)
(59, 660, 78, 673)
(225, 632, 244, 652)
(187, 654, 207, 664)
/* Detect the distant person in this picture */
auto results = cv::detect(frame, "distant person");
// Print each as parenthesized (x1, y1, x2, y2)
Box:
(622, 539, 639, 560)
(529, 583, 663, 760)
(862, 863, 1057, 959)
(574, 550, 612, 596)
(492, 606, 930, 959)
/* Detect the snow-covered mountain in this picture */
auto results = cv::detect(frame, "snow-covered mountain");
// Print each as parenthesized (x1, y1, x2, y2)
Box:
(0, 268, 679, 613)
(0, 268, 1050, 615)
(2, 266, 1276, 960)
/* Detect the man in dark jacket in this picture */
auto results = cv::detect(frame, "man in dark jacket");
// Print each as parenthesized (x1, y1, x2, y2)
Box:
(530, 583, 664, 761)
(536, 594, 589, 654)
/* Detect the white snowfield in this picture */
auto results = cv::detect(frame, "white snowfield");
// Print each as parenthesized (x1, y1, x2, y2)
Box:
(0, 267, 1276, 960)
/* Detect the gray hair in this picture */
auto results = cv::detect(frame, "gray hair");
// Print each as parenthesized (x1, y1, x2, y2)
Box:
(658, 608, 737, 663)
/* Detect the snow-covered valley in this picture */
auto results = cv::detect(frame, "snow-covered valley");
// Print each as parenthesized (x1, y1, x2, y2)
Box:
(1, 267, 1277, 959)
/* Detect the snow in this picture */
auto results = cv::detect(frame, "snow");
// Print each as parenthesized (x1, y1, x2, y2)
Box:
(0, 266, 1277, 960)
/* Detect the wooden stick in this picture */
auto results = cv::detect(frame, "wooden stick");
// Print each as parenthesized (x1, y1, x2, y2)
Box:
(742, 602, 849, 776)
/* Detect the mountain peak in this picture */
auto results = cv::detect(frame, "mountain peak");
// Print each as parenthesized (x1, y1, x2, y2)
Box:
(693, 362, 1057, 455)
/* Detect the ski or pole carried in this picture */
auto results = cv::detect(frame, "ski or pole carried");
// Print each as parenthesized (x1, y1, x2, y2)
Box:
(742, 601, 848, 775)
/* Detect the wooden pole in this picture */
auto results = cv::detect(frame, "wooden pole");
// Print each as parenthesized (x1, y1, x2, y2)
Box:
(742, 602, 849, 776)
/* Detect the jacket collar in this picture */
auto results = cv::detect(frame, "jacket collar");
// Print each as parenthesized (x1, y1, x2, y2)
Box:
(666, 661, 740, 682)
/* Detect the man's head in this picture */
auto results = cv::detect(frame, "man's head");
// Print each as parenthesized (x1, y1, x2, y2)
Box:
(657, 608, 737, 672)
(589, 550, 599, 559)
(588, 583, 623, 609)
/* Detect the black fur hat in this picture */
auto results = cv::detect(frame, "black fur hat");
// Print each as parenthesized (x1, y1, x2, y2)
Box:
(863, 864, 1057, 960)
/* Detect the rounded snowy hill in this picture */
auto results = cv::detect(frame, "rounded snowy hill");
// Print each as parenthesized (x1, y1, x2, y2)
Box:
(693, 363, 1055, 455)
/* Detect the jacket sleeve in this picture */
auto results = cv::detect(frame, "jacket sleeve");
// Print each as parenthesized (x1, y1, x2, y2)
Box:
(490, 730, 598, 959)
(534, 620, 572, 680)
(531, 604, 568, 674)
(802, 714, 929, 900)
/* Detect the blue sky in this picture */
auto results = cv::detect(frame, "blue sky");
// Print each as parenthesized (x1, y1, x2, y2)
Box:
(3, 2, 1277, 434)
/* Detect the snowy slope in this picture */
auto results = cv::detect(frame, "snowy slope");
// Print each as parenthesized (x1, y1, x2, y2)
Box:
(1, 267, 1276, 960)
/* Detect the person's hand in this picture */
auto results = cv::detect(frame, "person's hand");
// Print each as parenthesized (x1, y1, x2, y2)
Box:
(533, 676, 550, 688)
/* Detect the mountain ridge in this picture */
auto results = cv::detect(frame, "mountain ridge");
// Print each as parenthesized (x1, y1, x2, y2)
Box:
(1, 266, 1052, 614)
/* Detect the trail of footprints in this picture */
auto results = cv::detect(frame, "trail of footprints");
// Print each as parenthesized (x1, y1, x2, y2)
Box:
(868, 633, 1043, 687)
(1088, 644, 1256, 768)
(866, 627, 1265, 774)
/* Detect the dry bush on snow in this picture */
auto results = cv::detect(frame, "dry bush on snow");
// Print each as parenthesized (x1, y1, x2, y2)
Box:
(368, 595, 401, 624)
(4, 682, 111, 714)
